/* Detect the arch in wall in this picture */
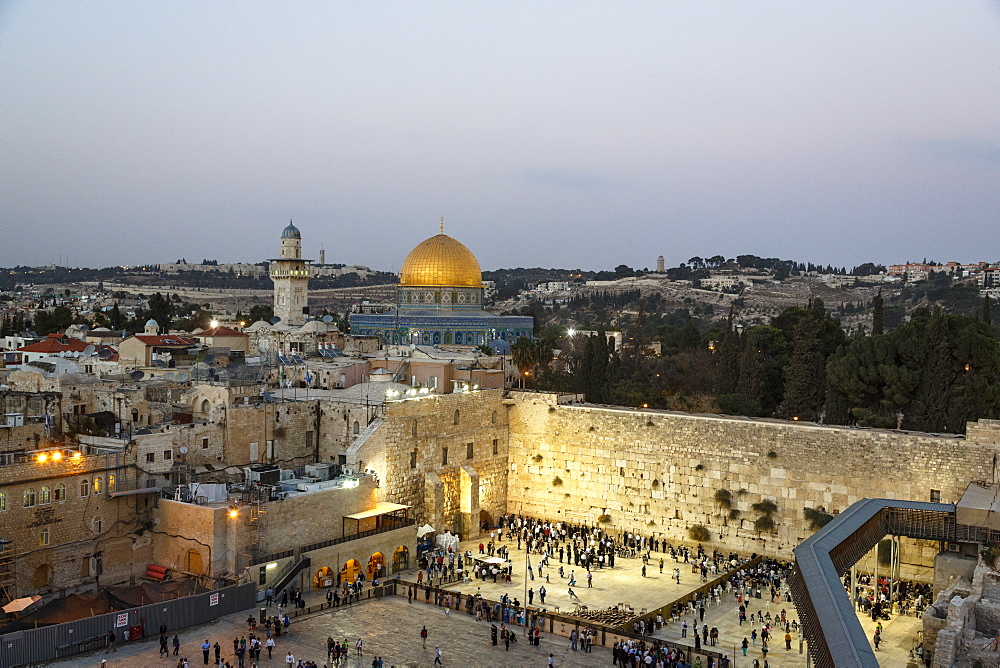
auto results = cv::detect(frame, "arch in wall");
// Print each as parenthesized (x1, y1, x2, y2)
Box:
(368, 552, 385, 577)
(32, 564, 52, 589)
(340, 558, 361, 584)
(392, 545, 409, 572)
(185, 549, 204, 575)
(353, 421, 360, 435)
(313, 566, 334, 588)
(200, 399, 210, 414)
(480, 509, 493, 530)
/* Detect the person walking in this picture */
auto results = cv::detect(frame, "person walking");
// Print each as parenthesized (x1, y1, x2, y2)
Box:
(433, 646, 443, 665)
(265, 637, 275, 659)
(742, 638, 749, 656)
(173, 634, 181, 656)
(873, 631, 881, 650)
(587, 571, 592, 587)
(160, 634, 170, 657)
(539, 585, 546, 604)
(285, 651, 295, 665)
(357, 637, 364, 656)
(421, 625, 428, 648)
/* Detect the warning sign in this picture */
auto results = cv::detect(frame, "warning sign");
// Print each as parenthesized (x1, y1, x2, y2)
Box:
(209, 593, 219, 607)
(115, 612, 129, 628)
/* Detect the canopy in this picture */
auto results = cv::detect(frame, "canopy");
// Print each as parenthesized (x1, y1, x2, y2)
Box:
(3, 596, 41, 613)
(343, 502, 411, 521)
(416, 524, 436, 538)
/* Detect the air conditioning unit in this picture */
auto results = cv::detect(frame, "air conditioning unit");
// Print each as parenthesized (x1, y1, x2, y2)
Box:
(305, 463, 335, 481)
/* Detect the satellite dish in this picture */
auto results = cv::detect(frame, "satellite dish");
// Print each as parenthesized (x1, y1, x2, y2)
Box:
(204, 354, 215, 364)
(83, 345, 96, 356)
(177, 371, 189, 382)
(130, 370, 144, 381)
(164, 372, 176, 381)
(178, 446, 188, 454)
(269, 316, 281, 324)
(322, 315, 334, 323)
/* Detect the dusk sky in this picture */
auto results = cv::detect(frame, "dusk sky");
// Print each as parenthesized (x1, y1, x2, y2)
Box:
(2, 2, 998, 273)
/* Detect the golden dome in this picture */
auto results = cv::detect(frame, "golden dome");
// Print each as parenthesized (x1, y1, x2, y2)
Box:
(399, 233, 483, 288)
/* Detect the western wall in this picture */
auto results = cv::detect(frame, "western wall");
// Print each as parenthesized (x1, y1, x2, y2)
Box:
(364, 388, 1000, 581)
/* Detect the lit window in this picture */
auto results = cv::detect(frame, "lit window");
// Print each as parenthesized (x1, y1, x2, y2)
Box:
(39, 528, 49, 546)
(54, 483, 66, 502)
(80, 479, 90, 497)
(23, 488, 36, 508)
(108, 474, 116, 492)
(93, 477, 103, 494)
(0, 491, 6, 512)
(39, 485, 51, 504)
(493, 439, 499, 455)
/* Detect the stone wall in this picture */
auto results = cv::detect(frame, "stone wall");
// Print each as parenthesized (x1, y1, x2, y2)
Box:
(349, 390, 509, 538)
(505, 392, 1000, 579)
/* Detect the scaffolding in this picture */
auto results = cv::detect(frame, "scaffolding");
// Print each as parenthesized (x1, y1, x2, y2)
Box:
(0, 538, 18, 606)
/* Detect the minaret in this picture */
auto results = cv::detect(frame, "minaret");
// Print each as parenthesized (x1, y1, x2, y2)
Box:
(269, 220, 312, 326)
(657, 255, 665, 273)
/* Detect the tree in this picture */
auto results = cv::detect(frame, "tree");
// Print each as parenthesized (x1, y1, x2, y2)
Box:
(872, 291, 884, 335)
(779, 318, 826, 420)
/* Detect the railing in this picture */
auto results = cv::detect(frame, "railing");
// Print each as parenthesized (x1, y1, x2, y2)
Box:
(636, 554, 763, 633)
(392, 579, 728, 664)
(251, 517, 415, 566)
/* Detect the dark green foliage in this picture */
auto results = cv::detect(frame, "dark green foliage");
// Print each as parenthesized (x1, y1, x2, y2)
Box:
(804, 507, 834, 531)
(825, 308, 1000, 433)
(714, 489, 732, 509)
(688, 524, 711, 542)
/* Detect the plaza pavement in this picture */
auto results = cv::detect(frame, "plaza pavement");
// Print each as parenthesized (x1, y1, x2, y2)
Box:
(50, 595, 609, 668)
(50, 535, 925, 667)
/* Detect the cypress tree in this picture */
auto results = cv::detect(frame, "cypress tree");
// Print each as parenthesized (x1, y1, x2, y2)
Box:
(779, 318, 825, 419)
(872, 291, 884, 335)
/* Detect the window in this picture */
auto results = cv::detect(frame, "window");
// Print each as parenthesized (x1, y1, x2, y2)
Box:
(93, 476, 103, 494)
(163, 450, 172, 460)
(54, 483, 66, 502)
(442, 448, 448, 466)
(410, 451, 417, 469)
(39, 485, 51, 505)
(92, 517, 103, 534)
(930, 489, 941, 503)
(39, 529, 49, 546)
(411, 421, 418, 437)
(202, 437, 209, 449)
(466, 442, 474, 459)
(108, 474, 116, 492)
(492, 439, 498, 455)
(23, 488, 36, 508)
(145, 452, 155, 463)
(0, 491, 6, 512)
(353, 421, 360, 435)
(492, 411, 497, 425)
(453, 410, 460, 425)
(80, 479, 90, 497)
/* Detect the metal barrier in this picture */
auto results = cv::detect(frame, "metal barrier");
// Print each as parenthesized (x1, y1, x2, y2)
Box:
(0, 582, 256, 667)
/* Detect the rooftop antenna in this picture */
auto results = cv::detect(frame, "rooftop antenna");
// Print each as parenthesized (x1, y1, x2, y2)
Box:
(439, 217, 444, 234)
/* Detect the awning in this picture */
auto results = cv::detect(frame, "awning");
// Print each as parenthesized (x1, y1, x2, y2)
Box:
(416, 524, 436, 538)
(109, 487, 162, 498)
(3, 596, 41, 613)
(344, 502, 411, 521)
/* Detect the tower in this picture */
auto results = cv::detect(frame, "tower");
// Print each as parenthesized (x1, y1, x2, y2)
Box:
(657, 255, 665, 273)
(269, 221, 312, 326)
